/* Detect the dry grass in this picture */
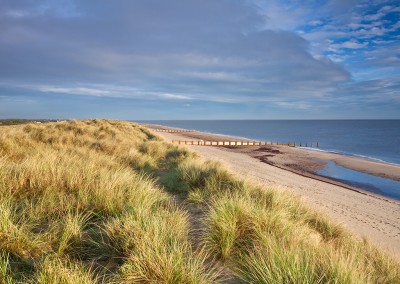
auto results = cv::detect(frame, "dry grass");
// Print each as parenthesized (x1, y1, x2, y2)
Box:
(162, 147, 400, 283)
(0, 119, 399, 283)
(0, 120, 216, 283)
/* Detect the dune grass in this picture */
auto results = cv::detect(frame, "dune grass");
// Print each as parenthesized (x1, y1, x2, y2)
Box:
(161, 151, 400, 283)
(0, 119, 399, 283)
(0, 120, 217, 283)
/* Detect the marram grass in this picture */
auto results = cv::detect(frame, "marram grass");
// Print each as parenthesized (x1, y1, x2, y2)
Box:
(0, 120, 217, 283)
(0, 119, 399, 283)
(160, 136, 400, 283)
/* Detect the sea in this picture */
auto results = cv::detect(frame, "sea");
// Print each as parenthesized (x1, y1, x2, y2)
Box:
(137, 120, 400, 200)
(139, 120, 400, 165)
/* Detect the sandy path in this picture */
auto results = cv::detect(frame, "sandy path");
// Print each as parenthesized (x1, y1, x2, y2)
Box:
(157, 131, 400, 258)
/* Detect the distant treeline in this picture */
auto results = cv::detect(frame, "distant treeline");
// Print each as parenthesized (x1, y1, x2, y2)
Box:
(0, 119, 60, 126)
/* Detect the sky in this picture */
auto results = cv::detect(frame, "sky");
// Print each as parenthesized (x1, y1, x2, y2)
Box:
(0, 0, 399, 119)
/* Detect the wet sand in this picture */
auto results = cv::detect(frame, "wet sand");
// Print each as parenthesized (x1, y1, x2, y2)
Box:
(145, 124, 400, 258)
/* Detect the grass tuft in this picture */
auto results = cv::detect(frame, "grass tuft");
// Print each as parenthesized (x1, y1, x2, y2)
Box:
(35, 257, 97, 284)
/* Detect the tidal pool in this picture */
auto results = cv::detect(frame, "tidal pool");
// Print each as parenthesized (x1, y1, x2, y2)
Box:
(316, 160, 400, 201)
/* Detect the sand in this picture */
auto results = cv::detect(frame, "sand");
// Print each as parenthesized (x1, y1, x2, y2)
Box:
(146, 125, 400, 258)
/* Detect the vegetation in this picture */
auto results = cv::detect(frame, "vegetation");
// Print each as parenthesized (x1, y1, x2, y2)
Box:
(0, 119, 399, 283)
(0, 119, 57, 126)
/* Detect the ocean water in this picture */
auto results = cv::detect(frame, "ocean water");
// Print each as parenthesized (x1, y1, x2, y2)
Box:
(138, 120, 400, 165)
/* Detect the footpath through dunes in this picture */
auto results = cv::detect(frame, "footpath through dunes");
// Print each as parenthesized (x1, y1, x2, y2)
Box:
(152, 127, 400, 258)
(1, 119, 400, 283)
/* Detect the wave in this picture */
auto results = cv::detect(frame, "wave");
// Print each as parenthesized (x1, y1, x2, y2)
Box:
(300, 147, 400, 166)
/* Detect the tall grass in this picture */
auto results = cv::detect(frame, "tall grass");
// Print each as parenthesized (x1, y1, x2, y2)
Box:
(0, 119, 398, 283)
(1, 252, 13, 284)
(162, 145, 400, 283)
(0, 120, 215, 283)
(105, 209, 217, 283)
(35, 257, 97, 284)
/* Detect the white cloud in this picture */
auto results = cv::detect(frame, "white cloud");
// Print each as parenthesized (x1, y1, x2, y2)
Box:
(39, 86, 113, 97)
(157, 93, 192, 100)
(328, 39, 368, 51)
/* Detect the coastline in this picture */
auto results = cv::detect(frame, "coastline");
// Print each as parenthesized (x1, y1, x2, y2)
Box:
(144, 123, 400, 258)
(144, 123, 400, 183)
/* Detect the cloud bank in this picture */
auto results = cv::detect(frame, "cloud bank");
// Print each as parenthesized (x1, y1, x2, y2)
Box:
(0, 0, 399, 118)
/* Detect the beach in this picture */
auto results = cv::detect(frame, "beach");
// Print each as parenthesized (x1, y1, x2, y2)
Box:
(145, 124, 400, 258)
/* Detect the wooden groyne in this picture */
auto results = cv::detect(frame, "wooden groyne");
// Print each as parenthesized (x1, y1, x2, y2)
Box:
(154, 129, 193, 133)
(171, 140, 302, 147)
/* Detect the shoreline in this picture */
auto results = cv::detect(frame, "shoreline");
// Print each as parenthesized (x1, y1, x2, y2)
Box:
(140, 122, 400, 167)
(144, 123, 400, 184)
(301, 146, 400, 168)
(145, 124, 400, 258)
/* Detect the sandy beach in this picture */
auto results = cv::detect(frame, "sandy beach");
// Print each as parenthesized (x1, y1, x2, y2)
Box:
(145, 124, 400, 258)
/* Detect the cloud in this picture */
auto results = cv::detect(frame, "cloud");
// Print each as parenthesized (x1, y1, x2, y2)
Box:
(328, 39, 368, 51)
(157, 93, 192, 100)
(38, 86, 113, 97)
(0, 0, 351, 105)
(0, 0, 398, 118)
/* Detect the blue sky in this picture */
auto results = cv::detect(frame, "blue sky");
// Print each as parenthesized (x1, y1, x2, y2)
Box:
(0, 0, 399, 119)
